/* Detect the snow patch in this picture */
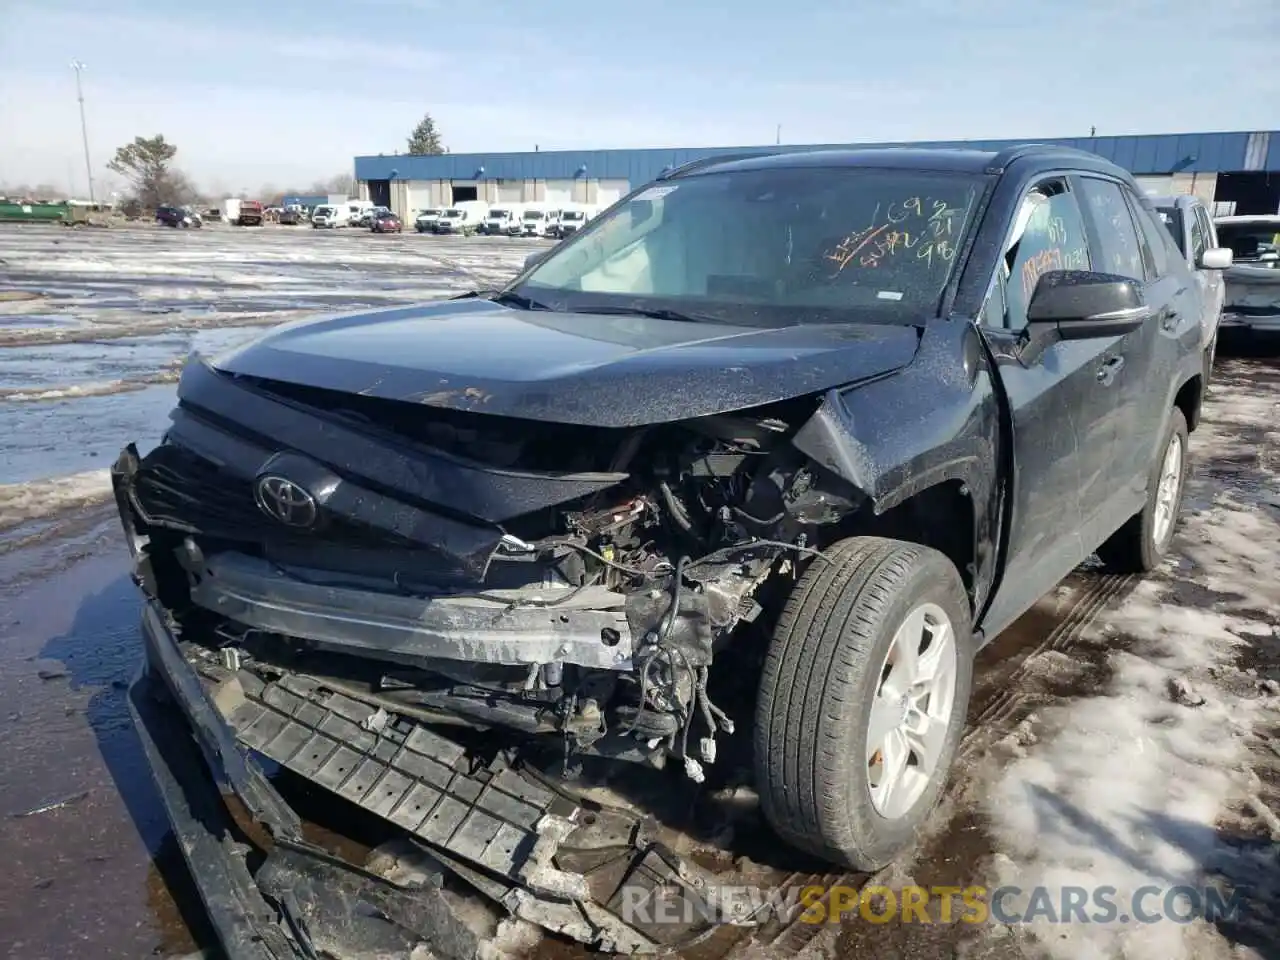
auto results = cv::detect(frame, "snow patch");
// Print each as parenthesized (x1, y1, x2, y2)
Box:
(977, 401, 1280, 959)
(0, 469, 113, 529)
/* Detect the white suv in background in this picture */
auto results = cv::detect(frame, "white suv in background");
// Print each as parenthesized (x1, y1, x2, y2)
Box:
(1215, 215, 1280, 336)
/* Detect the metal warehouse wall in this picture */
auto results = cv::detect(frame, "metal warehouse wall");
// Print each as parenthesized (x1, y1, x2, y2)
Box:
(355, 131, 1277, 185)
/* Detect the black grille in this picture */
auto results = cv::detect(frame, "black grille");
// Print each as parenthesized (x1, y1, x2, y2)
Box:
(132, 442, 402, 549)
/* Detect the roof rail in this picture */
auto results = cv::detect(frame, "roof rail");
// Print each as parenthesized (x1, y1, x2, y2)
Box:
(984, 143, 1063, 174)
(657, 151, 779, 180)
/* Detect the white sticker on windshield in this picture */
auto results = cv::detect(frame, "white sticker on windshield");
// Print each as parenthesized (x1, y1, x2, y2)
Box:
(633, 185, 678, 202)
(877, 291, 905, 301)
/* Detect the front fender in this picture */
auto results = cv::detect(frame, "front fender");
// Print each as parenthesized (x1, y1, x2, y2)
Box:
(791, 317, 1003, 610)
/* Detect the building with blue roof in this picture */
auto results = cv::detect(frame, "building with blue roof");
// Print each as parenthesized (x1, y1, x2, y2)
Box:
(354, 130, 1279, 220)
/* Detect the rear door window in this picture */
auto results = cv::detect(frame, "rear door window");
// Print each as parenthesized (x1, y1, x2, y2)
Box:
(1077, 178, 1146, 280)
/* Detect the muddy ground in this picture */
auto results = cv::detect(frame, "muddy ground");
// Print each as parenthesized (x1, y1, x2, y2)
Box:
(1, 223, 1278, 960)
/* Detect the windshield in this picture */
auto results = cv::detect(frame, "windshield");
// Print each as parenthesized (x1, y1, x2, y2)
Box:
(418, 209, 440, 218)
(488, 209, 509, 218)
(315, 206, 335, 216)
(1217, 221, 1280, 263)
(518, 167, 984, 324)
(1155, 206, 1185, 254)
(524, 210, 544, 220)
(562, 211, 585, 221)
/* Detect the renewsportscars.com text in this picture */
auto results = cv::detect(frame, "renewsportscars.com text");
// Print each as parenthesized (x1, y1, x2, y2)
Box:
(622, 883, 1248, 927)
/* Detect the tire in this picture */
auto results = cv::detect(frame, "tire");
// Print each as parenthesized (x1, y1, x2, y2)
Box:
(1097, 407, 1189, 573)
(754, 536, 973, 870)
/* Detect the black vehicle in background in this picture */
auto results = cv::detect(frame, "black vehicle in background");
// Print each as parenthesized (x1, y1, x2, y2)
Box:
(155, 204, 201, 228)
(114, 145, 1207, 956)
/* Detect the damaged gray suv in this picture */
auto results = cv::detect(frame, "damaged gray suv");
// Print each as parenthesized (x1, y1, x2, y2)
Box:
(114, 144, 1206, 956)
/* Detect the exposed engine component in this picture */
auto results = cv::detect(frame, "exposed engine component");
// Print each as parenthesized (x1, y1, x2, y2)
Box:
(124, 386, 865, 785)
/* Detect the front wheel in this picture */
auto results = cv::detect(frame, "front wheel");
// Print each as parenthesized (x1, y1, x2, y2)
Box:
(754, 537, 973, 870)
(1097, 407, 1189, 573)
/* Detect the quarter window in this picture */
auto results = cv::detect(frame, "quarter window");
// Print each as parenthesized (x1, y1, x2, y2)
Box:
(1078, 178, 1145, 281)
(997, 180, 1090, 330)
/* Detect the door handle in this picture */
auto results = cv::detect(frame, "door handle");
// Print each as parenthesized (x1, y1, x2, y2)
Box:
(1097, 356, 1125, 385)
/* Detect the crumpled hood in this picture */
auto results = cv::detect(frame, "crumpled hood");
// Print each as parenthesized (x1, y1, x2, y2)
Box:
(212, 298, 921, 427)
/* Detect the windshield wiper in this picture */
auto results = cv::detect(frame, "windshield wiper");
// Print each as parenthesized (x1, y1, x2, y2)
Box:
(455, 289, 551, 310)
(570, 304, 721, 324)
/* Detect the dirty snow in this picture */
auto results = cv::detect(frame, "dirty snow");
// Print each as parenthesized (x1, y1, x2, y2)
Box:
(973, 365, 1280, 960)
(0, 468, 113, 530)
(0, 223, 540, 502)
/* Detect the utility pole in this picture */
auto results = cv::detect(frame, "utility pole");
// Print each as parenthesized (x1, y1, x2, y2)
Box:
(776, 124, 782, 145)
(70, 60, 95, 202)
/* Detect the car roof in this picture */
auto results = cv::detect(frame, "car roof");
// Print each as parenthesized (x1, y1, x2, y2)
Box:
(668, 144, 1128, 179)
(1215, 214, 1280, 225)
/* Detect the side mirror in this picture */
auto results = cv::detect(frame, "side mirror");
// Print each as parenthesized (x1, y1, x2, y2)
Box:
(1198, 247, 1233, 270)
(1026, 270, 1150, 340)
(524, 250, 549, 271)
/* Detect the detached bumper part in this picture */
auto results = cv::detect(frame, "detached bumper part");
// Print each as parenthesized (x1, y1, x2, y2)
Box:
(129, 601, 727, 957)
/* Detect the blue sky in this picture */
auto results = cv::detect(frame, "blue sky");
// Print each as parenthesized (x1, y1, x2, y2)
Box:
(2, 0, 1277, 194)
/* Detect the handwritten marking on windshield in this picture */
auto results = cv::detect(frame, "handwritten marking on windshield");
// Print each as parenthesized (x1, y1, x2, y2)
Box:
(824, 197, 965, 275)
(825, 223, 891, 272)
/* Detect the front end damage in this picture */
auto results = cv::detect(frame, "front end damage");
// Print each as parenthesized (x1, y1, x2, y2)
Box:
(116, 356, 873, 955)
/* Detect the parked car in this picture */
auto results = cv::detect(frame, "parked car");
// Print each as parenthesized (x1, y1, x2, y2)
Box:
(414, 207, 443, 233)
(370, 210, 402, 233)
(311, 204, 343, 228)
(1150, 194, 1233, 376)
(236, 200, 264, 226)
(1215, 215, 1280, 336)
(433, 200, 487, 235)
(519, 204, 554, 236)
(155, 204, 201, 228)
(278, 205, 305, 226)
(112, 145, 1206, 955)
(555, 203, 595, 237)
(481, 205, 521, 235)
(359, 205, 392, 228)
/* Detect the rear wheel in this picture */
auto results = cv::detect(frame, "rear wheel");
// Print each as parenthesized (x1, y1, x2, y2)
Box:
(1097, 407, 1188, 573)
(754, 537, 973, 870)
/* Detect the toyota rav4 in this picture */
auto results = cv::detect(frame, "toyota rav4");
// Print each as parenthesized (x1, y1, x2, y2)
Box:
(113, 144, 1206, 957)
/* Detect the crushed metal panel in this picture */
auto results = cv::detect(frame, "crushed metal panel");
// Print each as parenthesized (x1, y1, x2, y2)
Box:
(225, 671, 727, 953)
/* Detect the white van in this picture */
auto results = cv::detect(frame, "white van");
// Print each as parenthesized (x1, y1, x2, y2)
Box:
(311, 204, 343, 228)
(521, 205, 554, 237)
(414, 208, 443, 233)
(434, 200, 488, 235)
(546, 208, 566, 238)
(482, 204, 522, 236)
(556, 204, 596, 238)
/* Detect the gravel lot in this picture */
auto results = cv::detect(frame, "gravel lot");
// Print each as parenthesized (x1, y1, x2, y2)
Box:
(1, 223, 1278, 960)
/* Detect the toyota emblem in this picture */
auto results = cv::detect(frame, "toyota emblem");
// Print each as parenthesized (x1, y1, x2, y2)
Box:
(254, 475, 318, 527)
